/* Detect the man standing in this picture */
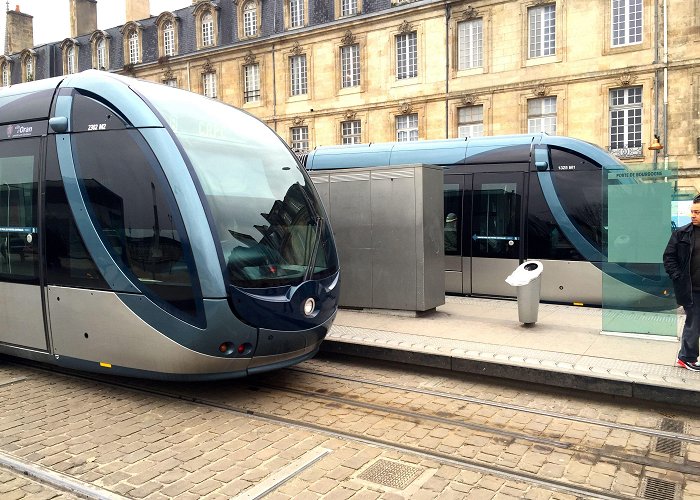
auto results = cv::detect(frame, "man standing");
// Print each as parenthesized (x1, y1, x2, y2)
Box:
(663, 195, 700, 371)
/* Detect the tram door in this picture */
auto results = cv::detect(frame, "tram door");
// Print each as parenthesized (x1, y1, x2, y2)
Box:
(444, 172, 525, 297)
(0, 137, 47, 350)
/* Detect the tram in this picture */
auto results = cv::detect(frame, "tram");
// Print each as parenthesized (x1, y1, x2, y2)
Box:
(304, 134, 671, 308)
(0, 70, 339, 380)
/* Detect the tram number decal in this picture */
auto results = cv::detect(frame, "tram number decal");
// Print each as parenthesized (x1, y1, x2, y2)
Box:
(87, 123, 107, 131)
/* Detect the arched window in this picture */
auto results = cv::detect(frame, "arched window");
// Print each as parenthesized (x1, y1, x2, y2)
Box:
(129, 31, 140, 63)
(156, 12, 179, 58)
(202, 13, 214, 46)
(193, 2, 219, 50)
(96, 39, 106, 69)
(243, 1, 257, 37)
(24, 56, 33, 81)
(60, 39, 79, 76)
(1, 63, 9, 87)
(90, 31, 110, 70)
(67, 46, 76, 74)
(163, 21, 174, 56)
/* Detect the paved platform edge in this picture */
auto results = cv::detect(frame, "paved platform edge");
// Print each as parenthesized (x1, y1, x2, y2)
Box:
(319, 339, 700, 408)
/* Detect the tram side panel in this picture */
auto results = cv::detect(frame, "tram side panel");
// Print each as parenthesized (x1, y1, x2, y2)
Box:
(526, 168, 604, 305)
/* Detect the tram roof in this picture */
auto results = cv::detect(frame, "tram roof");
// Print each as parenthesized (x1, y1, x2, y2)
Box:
(305, 134, 624, 171)
(0, 71, 162, 129)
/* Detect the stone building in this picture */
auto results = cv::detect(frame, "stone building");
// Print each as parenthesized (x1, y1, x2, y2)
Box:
(1, 0, 699, 181)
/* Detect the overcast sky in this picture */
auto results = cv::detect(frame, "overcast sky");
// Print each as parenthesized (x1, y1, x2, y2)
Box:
(1, 1, 191, 52)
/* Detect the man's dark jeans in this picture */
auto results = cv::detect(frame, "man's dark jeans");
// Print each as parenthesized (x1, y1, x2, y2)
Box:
(680, 291, 700, 363)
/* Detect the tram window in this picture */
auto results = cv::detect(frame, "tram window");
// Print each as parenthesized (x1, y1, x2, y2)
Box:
(471, 182, 520, 259)
(550, 147, 600, 172)
(527, 174, 584, 261)
(45, 136, 108, 289)
(444, 184, 461, 256)
(549, 171, 603, 252)
(0, 138, 40, 282)
(71, 129, 201, 320)
(131, 78, 339, 287)
(70, 92, 128, 132)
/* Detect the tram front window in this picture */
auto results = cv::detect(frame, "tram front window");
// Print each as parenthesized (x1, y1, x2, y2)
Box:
(133, 81, 338, 288)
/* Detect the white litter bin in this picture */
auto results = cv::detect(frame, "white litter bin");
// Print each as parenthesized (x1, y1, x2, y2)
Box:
(505, 261, 544, 324)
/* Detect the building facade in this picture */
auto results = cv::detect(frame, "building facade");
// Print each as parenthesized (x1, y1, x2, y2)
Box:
(2, 0, 699, 182)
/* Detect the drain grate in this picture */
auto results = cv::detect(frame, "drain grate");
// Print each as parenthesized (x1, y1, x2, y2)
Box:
(357, 459, 422, 490)
(642, 477, 678, 500)
(654, 418, 685, 456)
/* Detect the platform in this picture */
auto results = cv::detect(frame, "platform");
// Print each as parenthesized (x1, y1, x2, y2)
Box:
(322, 296, 700, 407)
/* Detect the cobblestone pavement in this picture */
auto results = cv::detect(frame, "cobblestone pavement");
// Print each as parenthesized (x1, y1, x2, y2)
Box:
(1, 357, 699, 499)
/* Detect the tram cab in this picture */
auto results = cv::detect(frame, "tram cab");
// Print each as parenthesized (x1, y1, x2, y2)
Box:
(0, 71, 339, 380)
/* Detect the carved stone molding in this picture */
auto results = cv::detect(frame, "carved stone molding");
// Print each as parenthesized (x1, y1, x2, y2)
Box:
(398, 101, 413, 115)
(344, 110, 357, 121)
(243, 50, 256, 64)
(201, 59, 215, 74)
(532, 83, 551, 97)
(617, 71, 637, 86)
(461, 6, 479, 20)
(291, 41, 303, 55)
(461, 93, 479, 106)
(162, 67, 174, 81)
(398, 20, 414, 34)
(341, 30, 356, 46)
(292, 116, 305, 126)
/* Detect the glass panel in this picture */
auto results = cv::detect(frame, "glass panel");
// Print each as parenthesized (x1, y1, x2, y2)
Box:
(602, 163, 678, 336)
(444, 183, 461, 256)
(131, 80, 338, 288)
(72, 129, 200, 319)
(0, 138, 39, 281)
(527, 173, 584, 261)
(45, 136, 107, 289)
(472, 176, 521, 259)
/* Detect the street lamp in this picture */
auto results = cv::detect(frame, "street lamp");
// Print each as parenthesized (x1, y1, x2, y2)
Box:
(648, 134, 663, 151)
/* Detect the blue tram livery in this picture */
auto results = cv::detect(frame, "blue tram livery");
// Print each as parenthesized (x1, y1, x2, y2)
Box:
(0, 71, 339, 380)
(305, 135, 671, 309)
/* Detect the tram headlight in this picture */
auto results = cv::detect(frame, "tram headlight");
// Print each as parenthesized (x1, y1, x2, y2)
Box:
(303, 297, 316, 316)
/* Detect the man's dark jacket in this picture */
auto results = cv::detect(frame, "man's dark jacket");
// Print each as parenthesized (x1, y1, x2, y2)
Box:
(663, 222, 694, 306)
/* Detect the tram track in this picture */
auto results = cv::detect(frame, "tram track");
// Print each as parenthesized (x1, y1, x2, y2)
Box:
(287, 364, 700, 445)
(3, 358, 694, 499)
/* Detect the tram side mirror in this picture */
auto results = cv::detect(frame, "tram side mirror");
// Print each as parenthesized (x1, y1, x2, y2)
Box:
(49, 116, 69, 133)
(535, 161, 549, 171)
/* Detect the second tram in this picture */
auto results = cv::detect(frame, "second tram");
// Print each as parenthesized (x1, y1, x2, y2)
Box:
(305, 134, 671, 308)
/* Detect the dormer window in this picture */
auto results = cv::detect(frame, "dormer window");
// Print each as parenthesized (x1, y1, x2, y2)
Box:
(193, 2, 219, 50)
(284, 0, 307, 29)
(156, 12, 180, 58)
(0, 59, 11, 87)
(60, 39, 79, 75)
(90, 31, 110, 70)
(129, 32, 139, 63)
(20, 49, 36, 82)
(164, 22, 174, 55)
(243, 1, 258, 38)
(202, 13, 214, 45)
(121, 22, 143, 66)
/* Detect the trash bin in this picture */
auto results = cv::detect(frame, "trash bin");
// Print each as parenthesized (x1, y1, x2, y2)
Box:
(505, 261, 544, 324)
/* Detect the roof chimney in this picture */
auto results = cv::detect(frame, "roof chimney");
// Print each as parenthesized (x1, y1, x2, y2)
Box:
(126, 0, 149, 22)
(5, 4, 33, 55)
(69, 0, 97, 38)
